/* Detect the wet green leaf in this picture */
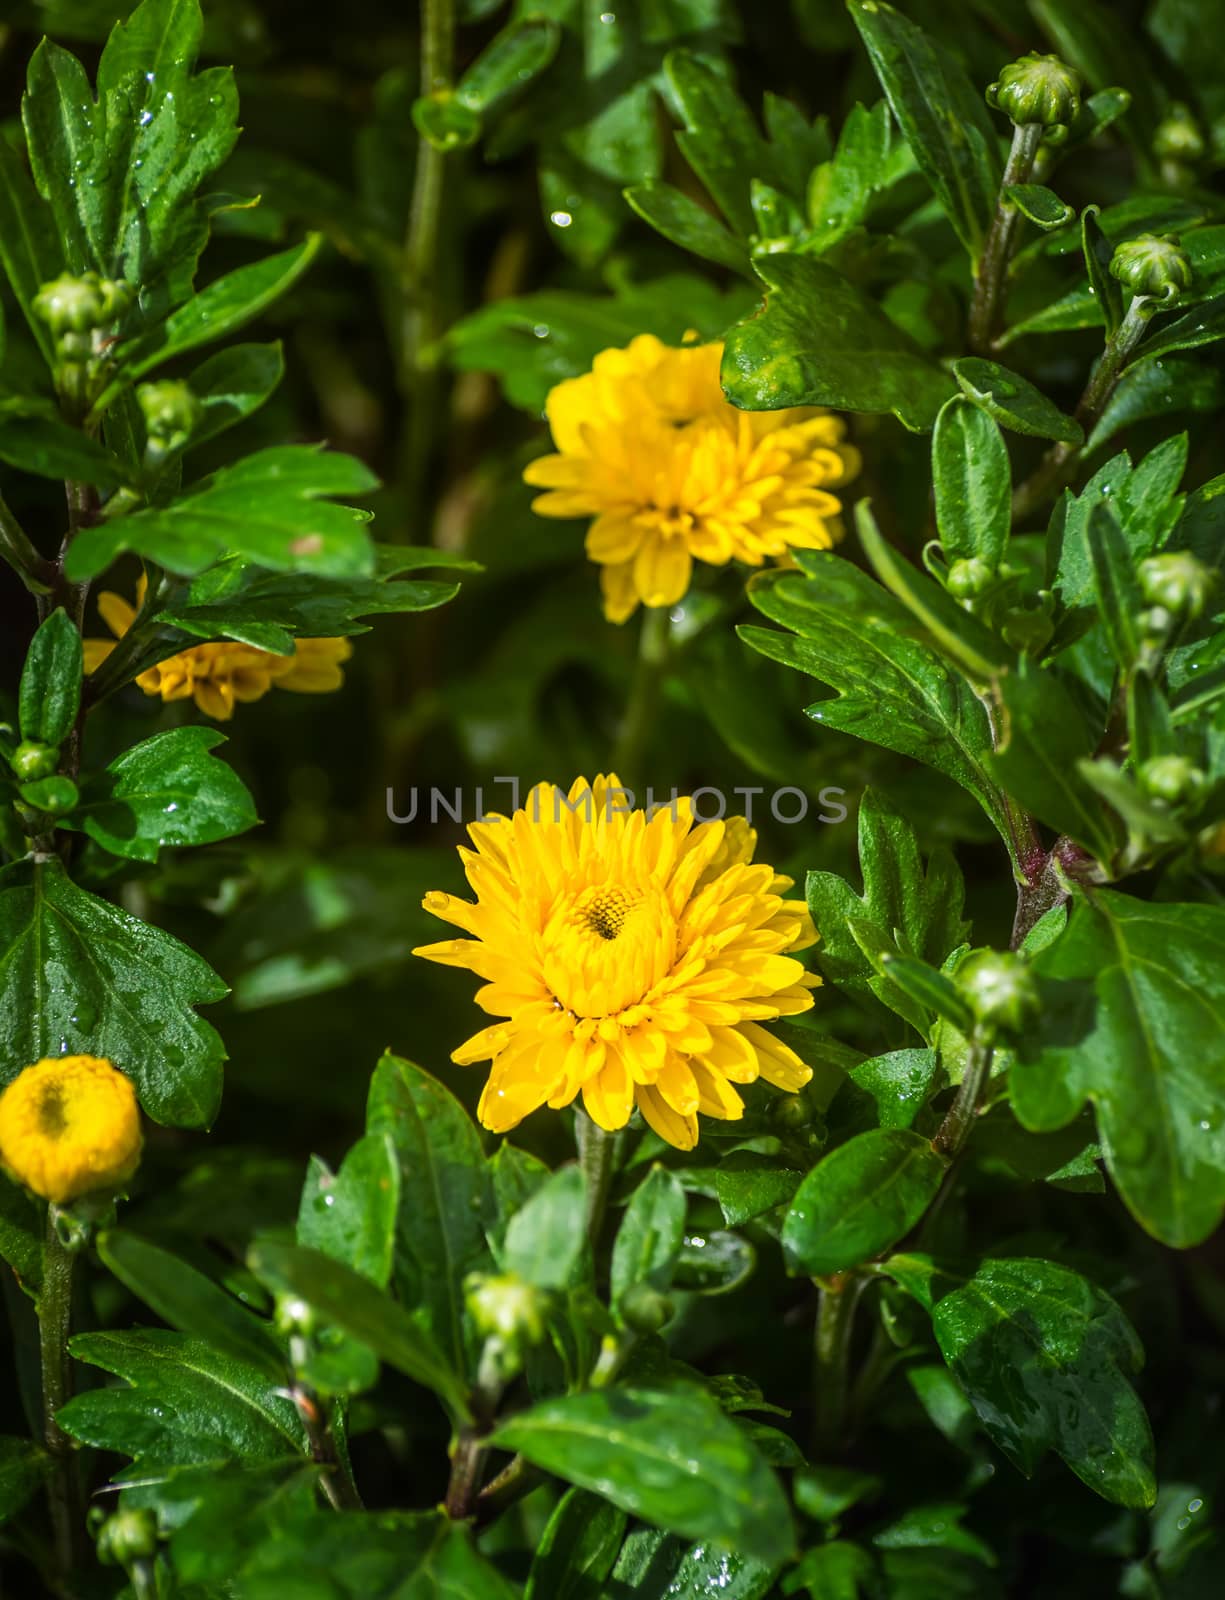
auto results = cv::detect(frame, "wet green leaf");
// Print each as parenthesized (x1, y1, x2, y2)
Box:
(186, 341, 285, 450)
(723, 256, 957, 432)
(885, 1253, 1156, 1508)
(1006, 185, 1074, 231)
(849, 1049, 940, 1131)
(0, 857, 227, 1127)
(0, 1180, 42, 1293)
(933, 398, 1011, 568)
(0, 415, 129, 488)
(611, 1165, 686, 1307)
(490, 1383, 795, 1564)
(297, 1130, 399, 1289)
(0, 133, 63, 365)
(454, 15, 560, 117)
(526, 1488, 627, 1600)
(847, 0, 999, 260)
(1013, 891, 1225, 1248)
(624, 181, 752, 275)
(1082, 207, 1124, 340)
(783, 1129, 945, 1275)
(67, 726, 258, 863)
(953, 358, 1084, 445)
(19, 608, 82, 746)
(503, 1165, 589, 1290)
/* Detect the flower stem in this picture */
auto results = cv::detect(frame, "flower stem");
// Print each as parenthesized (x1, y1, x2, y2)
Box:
(612, 605, 672, 792)
(932, 1036, 995, 1160)
(969, 122, 1043, 354)
(40, 1211, 83, 1583)
(1011, 295, 1153, 522)
(812, 1273, 866, 1456)
(444, 1426, 488, 1520)
(576, 1108, 617, 1250)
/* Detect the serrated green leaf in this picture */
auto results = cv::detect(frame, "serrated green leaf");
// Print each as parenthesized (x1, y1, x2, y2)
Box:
(19, 608, 82, 745)
(953, 358, 1083, 445)
(723, 256, 957, 432)
(490, 1384, 795, 1565)
(807, 99, 912, 249)
(1013, 891, 1225, 1248)
(65, 443, 378, 582)
(665, 52, 790, 238)
(67, 726, 258, 863)
(366, 1053, 493, 1375)
(932, 398, 1011, 569)
(847, 0, 999, 261)
(885, 1253, 1156, 1508)
(0, 857, 227, 1127)
(624, 181, 752, 274)
(58, 1328, 308, 1473)
(783, 1129, 945, 1275)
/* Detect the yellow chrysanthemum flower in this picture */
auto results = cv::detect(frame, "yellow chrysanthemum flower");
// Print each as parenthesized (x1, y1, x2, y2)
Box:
(0, 1056, 142, 1204)
(83, 580, 353, 721)
(414, 776, 819, 1150)
(523, 335, 860, 623)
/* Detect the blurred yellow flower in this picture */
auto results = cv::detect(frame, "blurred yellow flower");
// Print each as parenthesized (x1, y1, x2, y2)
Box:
(414, 776, 818, 1150)
(0, 1056, 142, 1204)
(83, 581, 353, 721)
(523, 335, 859, 623)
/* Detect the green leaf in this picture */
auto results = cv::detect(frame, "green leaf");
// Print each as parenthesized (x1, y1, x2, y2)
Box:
(1087, 351, 1225, 453)
(873, 1503, 995, 1566)
(674, 1230, 755, 1295)
(783, 1130, 945, 1275)
(1049, 439, 1185, 611)
(18, 775, 78, 814)
(19, 608, 82, 746)
(664, 52, 790, 238)
(297, 1131, 399, 1290)
(612, 1526, 778, 1597)
(526, 1488, 628, 1600)
(247, 1239, 473, 1425)
(489, 1383, 794, 1565)
(611, 1165, 687, 1308)
(781, 1540, 878, 1598)
(0, 1437, 52, 1527)
(1082, 207, 1124, 340)
(745, 558, 1013, 852)
(1086, 500, 1143, 670)
(712, 1154, 804, 1226)
(502, 1165, 589, 1291)
(58, 1328, 308, 1473)
(97, 1229, 285, 1379)
(366, 1053, 494, 1375)
(624, 181, 753, 275)
(454, 15, 560, 116)
(0, 133, 63, 366)
(1031, 0, 1162, 143)
(1013, 891, 1225, 1248)
(807, 99, 912, 250)
(847, 0, 999, 260)
(0, 414, 129, 489)
(0, 1179, 42, 1292)
(953, 358, 1084, 445)
(723, 256, 957, 432)
(186, 342, 285, 450)
(22, 0, 238, 307)
(67, 726, 258, 864)
(932, 398, 1011, 568)
(1005, 184, 1074, 230)
(849, 1048, 940, 1131)
(885, 1253, 1156, 1508)
(0, 858, 226, 1126)
(990, 663, 1121, 862)
(65, 443, 379, 582)
(114, 234, 322, 386)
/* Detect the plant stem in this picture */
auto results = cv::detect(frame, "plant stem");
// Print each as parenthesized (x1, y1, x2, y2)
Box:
(969, 122, 1043, 354)
(444, 1426, 488, 1520)
(401, 0, 456, 517)
(932, 1036, 995, 1160)
(475, 1452, 541, 1526)
(1011, 295, 1154, 522)
(1010, 852, 1068, 949)
(611, 605, 672, 793)
(576, 1108, 617, 1249)
(812, 1273, 865, 1456)
(39, 1211, 83, 1584)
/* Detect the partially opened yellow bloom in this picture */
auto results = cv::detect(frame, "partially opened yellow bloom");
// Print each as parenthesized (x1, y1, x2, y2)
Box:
(523, 336, 859, 623)
(83, 580, 353, 720)
(0, 1056, 142, 1204)
(414, 776, 819, 1150)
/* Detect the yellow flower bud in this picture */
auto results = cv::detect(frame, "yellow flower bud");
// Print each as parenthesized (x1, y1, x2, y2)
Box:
(0, 1056, 142, 1204)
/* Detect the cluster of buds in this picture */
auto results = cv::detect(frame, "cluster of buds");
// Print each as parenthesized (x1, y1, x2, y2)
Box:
(987, 53, 1082, 135)
(466, 1271, 547, 1390)
(137, 379, 203, 465)
(955, 950, 1040, 1036)
(1138, 754, 1207, 810)
(32, 271, 135, 415)
(93, 1506, 158, 1571)
(1135, 551, 1215, 671)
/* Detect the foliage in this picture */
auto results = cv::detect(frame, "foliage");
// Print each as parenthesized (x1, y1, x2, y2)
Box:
(1, 1, 1224, 1597)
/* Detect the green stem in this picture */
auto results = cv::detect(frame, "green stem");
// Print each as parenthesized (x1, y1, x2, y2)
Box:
(0, 492, 54, 600)
(444, 1426, 488, 1520)
(611, 605, 672, 793)
(932, 1035, 995, 1160)
(40, 1211, 83, 1584)
(969, 122, 1043, 354)
(812, 1273, 866, 1456)
(1011, 295, 1154, 522)
(401, 0, 456, 517)
(576, 1108, 617, 1250)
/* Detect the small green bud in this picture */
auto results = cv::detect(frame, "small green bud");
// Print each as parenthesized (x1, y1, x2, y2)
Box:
(956, 950, 1039, 1034)
(1138, 551, 1214, 619)
(274, 1293, 318, 1338)
(11, 740, 59, 782)
(33, 271, 133, 336)
(1153, 103, 1206, 164)
(619, 1282, 675, 1334)
(946, 557, 997, 600)
(987, 54, 1082, 130)
(466, 1272, 546, 1346)
(137, 379, 203, 452)
(95, 1506, 158, 1568)
(1109, 234, 1193, 304)
(1138, 754, 1206, 806)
